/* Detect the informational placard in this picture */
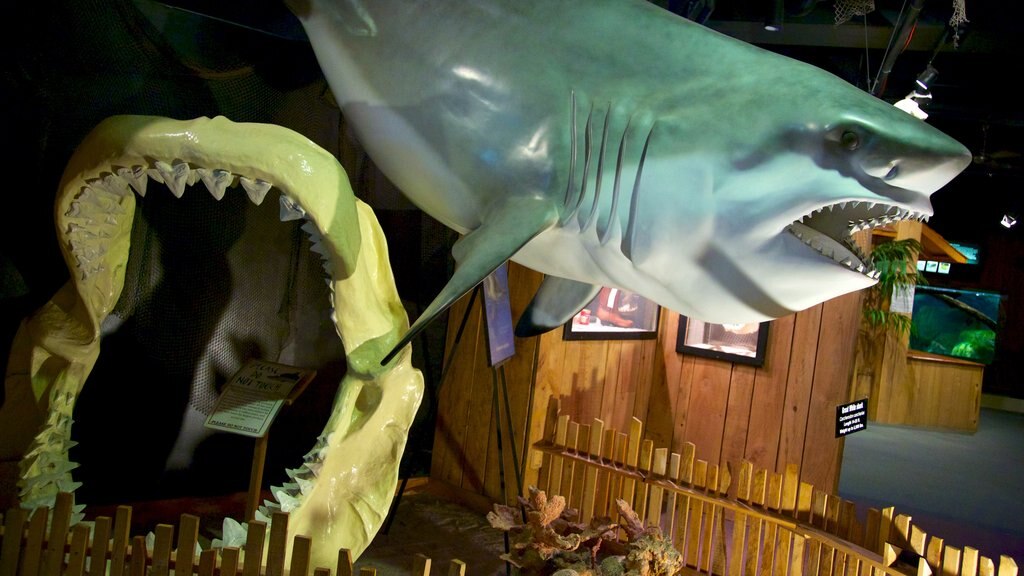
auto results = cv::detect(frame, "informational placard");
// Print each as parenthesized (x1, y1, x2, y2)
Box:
(205, 360, 316, 438)
(890, 285, 915, 314)
(482, 262, 515, 367)
(836, 398, 868, 438)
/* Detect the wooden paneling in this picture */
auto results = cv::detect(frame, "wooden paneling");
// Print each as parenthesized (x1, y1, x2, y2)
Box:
(873, 354, 983, 431)
(431, 263, 542, 502)
(433, 263, 862, 502)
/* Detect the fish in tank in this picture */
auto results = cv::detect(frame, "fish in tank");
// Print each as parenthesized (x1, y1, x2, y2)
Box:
(909, 286, 1001, 364)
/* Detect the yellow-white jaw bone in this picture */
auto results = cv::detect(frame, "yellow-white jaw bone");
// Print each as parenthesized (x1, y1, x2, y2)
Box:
(0, 115, 423, 566)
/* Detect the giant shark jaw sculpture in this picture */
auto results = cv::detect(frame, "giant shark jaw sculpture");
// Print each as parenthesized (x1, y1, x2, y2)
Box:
(288, 0, 973, 364)
(1, 115, 423, 567)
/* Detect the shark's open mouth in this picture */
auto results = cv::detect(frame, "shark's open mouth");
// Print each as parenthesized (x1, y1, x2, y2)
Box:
(4, 115, 423, 568)
(787, 200, 930, 278)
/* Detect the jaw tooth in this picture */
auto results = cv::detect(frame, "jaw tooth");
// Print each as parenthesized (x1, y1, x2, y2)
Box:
(116, 166, 149, 197)
(840, 258, 853, 268)
(154, 161, 191, 198)
(241, 176, 273, 205)
(309, 240, 331, 260)
(90, 174, 131, 199)
(300, 220, 322, 241)
(851, 201, 860, 209)
(195, 168, 234, 200)
(279, 194, 306, 221)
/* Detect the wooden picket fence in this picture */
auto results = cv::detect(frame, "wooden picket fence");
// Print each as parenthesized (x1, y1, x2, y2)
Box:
(532, 412, 1019, 576)
(0, 492, 467, 576)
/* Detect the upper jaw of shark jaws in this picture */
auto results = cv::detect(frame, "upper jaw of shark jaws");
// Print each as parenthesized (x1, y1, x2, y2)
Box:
(8, 115, 424, 568)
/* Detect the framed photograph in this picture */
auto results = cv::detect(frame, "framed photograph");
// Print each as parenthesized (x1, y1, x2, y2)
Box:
(676, 316, 769, 366)
(563, 287, 660, 340)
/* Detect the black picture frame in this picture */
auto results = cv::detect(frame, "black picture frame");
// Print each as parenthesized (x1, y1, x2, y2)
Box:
(676, 316, 769, 366)
(563, 287, 660, 341)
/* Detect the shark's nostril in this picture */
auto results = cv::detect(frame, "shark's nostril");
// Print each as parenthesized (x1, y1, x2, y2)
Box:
(884, 163, 899, 180)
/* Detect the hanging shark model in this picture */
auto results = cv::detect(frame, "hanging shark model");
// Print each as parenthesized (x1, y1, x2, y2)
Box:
(287, 0, 972, 364)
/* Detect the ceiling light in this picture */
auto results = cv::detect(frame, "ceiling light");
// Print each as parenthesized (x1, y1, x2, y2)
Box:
(1001, 214, 1017, 229)
(915, 65, 939, 91)
(764, 0, 783, 31)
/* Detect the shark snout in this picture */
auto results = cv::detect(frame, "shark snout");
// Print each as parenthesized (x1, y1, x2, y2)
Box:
(859, 138, 972, 195)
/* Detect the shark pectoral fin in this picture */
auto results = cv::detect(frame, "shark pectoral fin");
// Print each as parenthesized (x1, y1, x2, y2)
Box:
(380, 196, 560, 365)
(515, 277, 600, 337)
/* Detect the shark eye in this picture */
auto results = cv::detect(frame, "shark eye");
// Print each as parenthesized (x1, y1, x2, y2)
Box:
(840, 130, 861, 151)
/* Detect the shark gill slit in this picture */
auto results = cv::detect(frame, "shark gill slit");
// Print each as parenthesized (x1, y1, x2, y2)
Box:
(569, 104, 596, 223)
(581, 104, 612, 233)
(622, 121, 656, 262)
(560, 90, 578, 218)
(599, 113, 634, 246)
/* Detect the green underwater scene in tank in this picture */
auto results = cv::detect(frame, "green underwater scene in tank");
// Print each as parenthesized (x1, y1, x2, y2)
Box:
(909, 286, 1002, 364)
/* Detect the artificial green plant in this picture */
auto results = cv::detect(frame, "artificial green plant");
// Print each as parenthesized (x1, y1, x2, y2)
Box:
(862, 238, 925, 336)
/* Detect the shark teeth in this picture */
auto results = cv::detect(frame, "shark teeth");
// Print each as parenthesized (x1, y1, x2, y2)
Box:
(788, 222, 871, 275)
(64, 161, 292, 281)
(279, 194, 306, 221)
(116, 166, 150, 196)
(789, 199, 932, 278)
(57, 156, 341, 529)
(241, 176, 273, 205)
(154, 161, 191, 198)
(195, 168, 234, 200)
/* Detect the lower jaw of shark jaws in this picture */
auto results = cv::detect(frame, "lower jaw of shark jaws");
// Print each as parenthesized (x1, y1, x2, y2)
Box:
(7, 115, 423, 568)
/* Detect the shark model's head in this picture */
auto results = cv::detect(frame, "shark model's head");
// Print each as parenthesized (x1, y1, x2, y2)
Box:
(623, 59, 973, 323)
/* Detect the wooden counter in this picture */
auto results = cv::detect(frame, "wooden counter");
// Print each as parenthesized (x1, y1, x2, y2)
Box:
(872, 350, 983, 432)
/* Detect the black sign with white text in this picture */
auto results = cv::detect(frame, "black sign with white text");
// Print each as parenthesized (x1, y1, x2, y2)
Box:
(836, 398, 868, 437)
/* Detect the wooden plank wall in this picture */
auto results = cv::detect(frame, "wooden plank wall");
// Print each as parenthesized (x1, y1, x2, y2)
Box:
(431, 262, 863, 504)
(429, 263, 543, 505)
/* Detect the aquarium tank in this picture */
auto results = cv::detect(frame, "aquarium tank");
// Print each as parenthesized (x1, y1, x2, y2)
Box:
(909, 286, 1002, 364)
